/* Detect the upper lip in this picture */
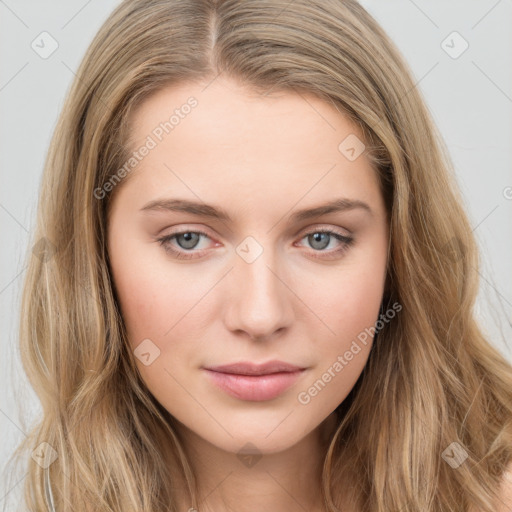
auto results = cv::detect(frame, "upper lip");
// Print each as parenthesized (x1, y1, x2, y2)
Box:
(203, 360, 306, 376)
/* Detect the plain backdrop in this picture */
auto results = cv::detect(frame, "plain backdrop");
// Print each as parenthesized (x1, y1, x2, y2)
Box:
(1, 0, 511, 508)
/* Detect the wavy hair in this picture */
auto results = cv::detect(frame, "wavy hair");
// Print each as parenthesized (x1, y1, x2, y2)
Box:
(9, 0, 512, 510)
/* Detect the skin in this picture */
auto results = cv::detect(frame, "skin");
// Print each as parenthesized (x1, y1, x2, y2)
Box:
(107, 76, 389, 512)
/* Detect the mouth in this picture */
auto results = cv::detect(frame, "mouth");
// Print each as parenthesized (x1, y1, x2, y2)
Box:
(202, 360, 307, 401)
(203, 360, 306, 376)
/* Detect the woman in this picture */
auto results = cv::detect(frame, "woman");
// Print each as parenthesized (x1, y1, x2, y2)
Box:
(11, 0, 512, 510)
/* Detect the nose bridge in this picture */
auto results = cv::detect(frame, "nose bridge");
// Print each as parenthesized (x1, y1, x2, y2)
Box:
(225, 235, 293, 338)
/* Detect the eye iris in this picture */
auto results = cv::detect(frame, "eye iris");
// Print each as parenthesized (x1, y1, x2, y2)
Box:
(177, 232, 200, 249)
(308, 232, 330, 250)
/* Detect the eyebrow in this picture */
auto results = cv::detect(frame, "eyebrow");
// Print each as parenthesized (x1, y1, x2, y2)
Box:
(140, 197, 373, 222)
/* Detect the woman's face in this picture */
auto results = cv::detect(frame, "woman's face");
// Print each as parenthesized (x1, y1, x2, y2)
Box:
(107, 77, 389, 455)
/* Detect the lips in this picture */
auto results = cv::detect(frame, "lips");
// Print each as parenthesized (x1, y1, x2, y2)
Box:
(203, 360, 306, 376)
(202, 360, 307, 401)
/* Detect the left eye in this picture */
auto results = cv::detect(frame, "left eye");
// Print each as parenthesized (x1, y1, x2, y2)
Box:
(157, 230, 212, 259)
(297, 230, 352, 252)
(156, 228, 354, 260)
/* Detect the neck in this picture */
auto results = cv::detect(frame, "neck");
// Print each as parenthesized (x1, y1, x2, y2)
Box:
(169, 412, 339, 512)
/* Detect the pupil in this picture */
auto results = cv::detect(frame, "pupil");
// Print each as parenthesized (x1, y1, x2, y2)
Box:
(179, 232, 198, 249)
(310, 232, 329, 250)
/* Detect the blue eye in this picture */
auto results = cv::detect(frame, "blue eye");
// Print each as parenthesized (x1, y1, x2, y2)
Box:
(302, 230, 352, 251)
(156, 228, 354, 260)
(157, 230, 211, 260)
(297, 230, 354, 260)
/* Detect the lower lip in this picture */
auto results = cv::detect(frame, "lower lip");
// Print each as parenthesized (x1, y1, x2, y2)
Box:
(203, 369, 305, 401)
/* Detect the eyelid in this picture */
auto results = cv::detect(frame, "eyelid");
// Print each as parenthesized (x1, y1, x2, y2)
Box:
(160, 224, 214, 237)
(156, 223, 354, 260)
(160, 223, 351, 243)
(296, 223, 352, 238)
(163, 226, 220, 248)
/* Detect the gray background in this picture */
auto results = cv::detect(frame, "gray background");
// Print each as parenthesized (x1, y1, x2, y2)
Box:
(1, 0, 511, 508)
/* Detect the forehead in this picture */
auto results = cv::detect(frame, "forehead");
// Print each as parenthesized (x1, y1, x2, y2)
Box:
(115, 77, 383, 221)
(127, 77, 365, 154)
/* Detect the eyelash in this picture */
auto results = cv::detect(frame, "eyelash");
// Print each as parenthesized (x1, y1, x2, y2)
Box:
(156, 227, 354, 261)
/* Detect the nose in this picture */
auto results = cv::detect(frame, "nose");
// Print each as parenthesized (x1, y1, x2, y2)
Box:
(223, 244, 295, 341)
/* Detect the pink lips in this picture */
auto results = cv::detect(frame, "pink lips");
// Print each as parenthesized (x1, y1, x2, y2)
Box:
(202, 360, 306, 401)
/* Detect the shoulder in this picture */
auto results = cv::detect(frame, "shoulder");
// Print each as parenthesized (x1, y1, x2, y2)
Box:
(496, 460, 512, 511)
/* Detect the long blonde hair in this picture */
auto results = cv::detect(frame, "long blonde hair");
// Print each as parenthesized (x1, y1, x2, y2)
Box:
(9, 0, 512, 510)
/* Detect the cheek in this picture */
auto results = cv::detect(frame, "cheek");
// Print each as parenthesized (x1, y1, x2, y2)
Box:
(109, 231, 198, 342)
(336, 271, 383, 333)
(114, 268, 198, 352)
(305, 261, 385, 342)
(294, 276, 381, 409)
(299, 254, 385, 392)
(110, 262, 202, 402)
(109, 243, 219, 396)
